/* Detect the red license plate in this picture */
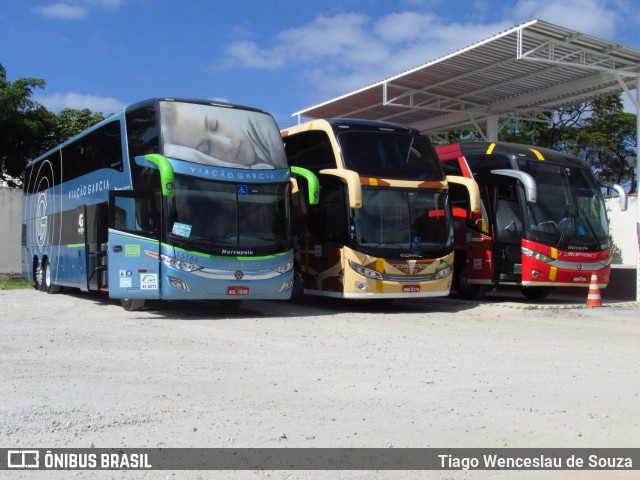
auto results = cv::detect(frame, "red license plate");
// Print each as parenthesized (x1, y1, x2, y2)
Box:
(403, 285, 420, 293)
(227, 286, 249, 295)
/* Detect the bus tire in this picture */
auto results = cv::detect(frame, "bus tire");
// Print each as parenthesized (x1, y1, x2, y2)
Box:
(455, 266, 488, 300)
(291, 263, 305, 303)
(33, 259, 43, 291)
(121, 298, 145, 311)
(521, 286, 553, 300)
(42, 258, 62, 294)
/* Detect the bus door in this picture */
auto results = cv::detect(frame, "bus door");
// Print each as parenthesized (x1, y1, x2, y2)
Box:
(492, 180, 523, 283)
(80, 203, 109, 292)
(107, 191, 161, 300)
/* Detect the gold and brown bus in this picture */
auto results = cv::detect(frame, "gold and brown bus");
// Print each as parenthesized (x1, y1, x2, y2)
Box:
(282, 118, 478, 301)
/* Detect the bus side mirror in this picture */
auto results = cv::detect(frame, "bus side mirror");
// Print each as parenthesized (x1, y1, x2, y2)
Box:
(319, 168, 362, 208)
(447, 175, 480, 213)
(600, 181, 628, 211)
(491, 169, 537, 203)
(290, 166, 320, 206)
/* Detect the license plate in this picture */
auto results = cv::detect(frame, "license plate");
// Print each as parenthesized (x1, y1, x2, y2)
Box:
(227, 286, 249, 295)
(403, 285, 420, 293)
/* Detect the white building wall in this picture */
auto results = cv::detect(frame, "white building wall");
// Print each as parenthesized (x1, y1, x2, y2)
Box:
(606, 194, 638, 266)
(0, 188, 23, 274)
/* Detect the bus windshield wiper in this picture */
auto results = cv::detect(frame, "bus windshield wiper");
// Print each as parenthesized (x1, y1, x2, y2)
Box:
(577, 210, 598, 241)
(557, 210, 575, 246)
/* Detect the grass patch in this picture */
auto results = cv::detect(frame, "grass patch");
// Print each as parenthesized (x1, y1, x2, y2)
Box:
(0, 275, 32, 290)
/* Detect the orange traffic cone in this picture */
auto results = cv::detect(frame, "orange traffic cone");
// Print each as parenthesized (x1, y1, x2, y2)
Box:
(586, 273, 602, 307)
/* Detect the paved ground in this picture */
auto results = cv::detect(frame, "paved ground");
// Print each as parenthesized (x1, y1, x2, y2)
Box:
(1, 287, 638, 479)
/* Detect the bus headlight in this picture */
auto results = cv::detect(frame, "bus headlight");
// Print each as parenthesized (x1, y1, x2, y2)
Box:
(160, 254, 203, 272)
(271, 260, 294, 274)
(435, 265, 453, 279)
(168, 277, 190, 291)
(521, 247, 553, 263)
(279, 278, 293, 292)
(348, 260, 383, 280)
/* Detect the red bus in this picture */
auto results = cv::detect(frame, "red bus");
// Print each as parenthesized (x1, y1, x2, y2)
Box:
(437, 142, 627, 299)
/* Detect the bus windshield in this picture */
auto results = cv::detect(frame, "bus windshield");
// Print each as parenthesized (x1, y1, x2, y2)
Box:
(166, 174, 291, 255)
(159, 101, 287, 169)
(338, 131, 443, 180)
(520, 160, 608, 248)
(354, 188, 453, 255)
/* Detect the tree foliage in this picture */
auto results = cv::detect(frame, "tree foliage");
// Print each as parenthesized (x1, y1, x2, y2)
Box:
(572, 95, 637, 193)
(478, 94, 637, 193)
(0, 64, 106, 187)
(51, 108, 106, 146)
(0, 64, 53, 186)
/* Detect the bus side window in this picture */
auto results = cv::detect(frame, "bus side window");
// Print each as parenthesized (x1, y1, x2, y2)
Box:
(114, 206, 128, 230)
(112, 195, 158, 236)
(313, 177, 347, 243)
(285, 130, 335, 173)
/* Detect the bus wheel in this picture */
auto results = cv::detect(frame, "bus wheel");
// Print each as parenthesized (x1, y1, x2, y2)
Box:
(456, 266, 488, 300)
(34, 260, 43, 291)
(291, 264, 305, 303)
(121, 298, 145, 311)
(521, 286, 553, 300)
(42, 259, 62, 294)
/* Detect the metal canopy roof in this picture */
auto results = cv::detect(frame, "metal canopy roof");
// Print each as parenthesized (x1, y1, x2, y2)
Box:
(292, 19, 640, 138)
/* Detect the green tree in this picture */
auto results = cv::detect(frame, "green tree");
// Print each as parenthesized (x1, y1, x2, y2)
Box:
(572, 95, 637, 193)
(497, 103, 588, 150)
(0, 64, 54, 187)
(473, 94, 636, 193)
(51, 108, 105, 145)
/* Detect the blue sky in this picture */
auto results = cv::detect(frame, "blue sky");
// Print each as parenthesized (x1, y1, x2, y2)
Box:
(2, 0, 639, 129)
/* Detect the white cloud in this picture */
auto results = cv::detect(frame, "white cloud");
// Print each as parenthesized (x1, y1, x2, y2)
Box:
(510, 0, 620, 38)
(33, 0, 125, 19)
(222, 1, 630, 104)
(224, 14, 378, 70)
(224, 12, 512, 99)
(33, 3, 88, 19)
(34, 92, 126, 114)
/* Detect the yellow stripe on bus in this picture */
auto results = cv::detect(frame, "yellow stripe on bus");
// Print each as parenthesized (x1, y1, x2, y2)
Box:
(486, 143, 496, 154)
(376, 258, 385, 292)
(549, 266, 557, 281)
(550, 247, 558, 259)
(529, 148, 545, 160)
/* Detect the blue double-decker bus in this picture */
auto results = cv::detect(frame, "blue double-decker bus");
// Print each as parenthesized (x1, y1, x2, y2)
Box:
(21, 98, 318, 310)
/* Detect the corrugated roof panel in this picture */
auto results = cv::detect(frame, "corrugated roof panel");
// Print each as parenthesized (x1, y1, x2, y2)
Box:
(292, 19, 640, 135)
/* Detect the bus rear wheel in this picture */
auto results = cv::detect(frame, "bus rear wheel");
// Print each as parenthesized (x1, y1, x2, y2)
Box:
(33, 260, 43, 291)
(42, 258, 62, 294)
(455, 266, 489, 300)
(121, 298, 145, 311)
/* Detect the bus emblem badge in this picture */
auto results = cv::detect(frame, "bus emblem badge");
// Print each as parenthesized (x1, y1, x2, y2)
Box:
(36, 192, 48, 248)
(234, 270, 244, 280)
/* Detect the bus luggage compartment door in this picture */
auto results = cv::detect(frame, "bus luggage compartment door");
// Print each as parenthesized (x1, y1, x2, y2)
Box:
(107, 192, 161, 300)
